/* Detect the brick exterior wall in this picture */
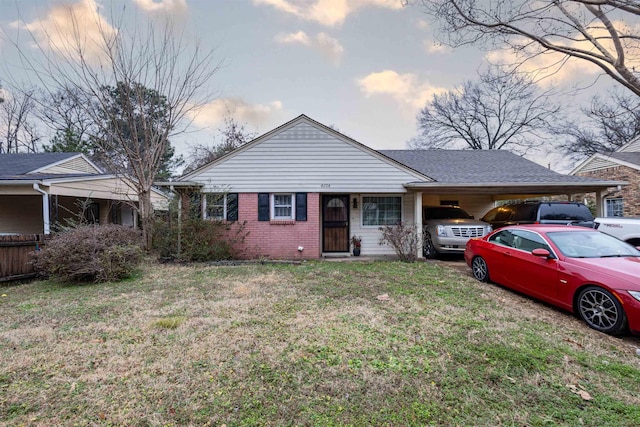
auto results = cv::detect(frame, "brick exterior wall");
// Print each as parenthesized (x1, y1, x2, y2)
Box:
(577, 165, 640, 216)
(234, 192, 321, 260)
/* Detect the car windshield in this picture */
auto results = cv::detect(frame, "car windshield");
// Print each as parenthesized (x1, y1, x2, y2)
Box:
(424, 207, 471, 220)
(547, 231, 640, 258)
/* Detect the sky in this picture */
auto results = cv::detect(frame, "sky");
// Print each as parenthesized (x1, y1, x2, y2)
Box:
(0, 0, 619, 172)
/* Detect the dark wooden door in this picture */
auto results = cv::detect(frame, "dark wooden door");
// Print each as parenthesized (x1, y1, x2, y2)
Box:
(322, 195, 350, 252)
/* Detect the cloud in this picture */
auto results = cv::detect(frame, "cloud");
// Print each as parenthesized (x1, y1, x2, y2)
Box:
(133, 0, 189, 18)
(275, 31, 344, 65)
(190, 98, 284, 129)
(274, 31, 311, 45)
(357, 70, 448, 111)
(254, 0, 402, 26)
(14, 0, 117, 66)
(315, 32, 344, 65)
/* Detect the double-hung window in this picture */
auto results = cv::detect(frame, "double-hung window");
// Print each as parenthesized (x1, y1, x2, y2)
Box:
(605, 198, 624, 217)
(272, 194, 294, 219)
(362, 196, 402, 226)
(258, 193, 307, 221)
(203, 193, 238, 221)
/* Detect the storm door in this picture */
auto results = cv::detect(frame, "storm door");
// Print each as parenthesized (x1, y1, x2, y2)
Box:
(322, 195, 350, 252)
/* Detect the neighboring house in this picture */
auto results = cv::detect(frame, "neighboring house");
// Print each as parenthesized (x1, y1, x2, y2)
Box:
(571, 138, 640, 217)
(0, 152, 167, 234)
(175, 115, 623, 260)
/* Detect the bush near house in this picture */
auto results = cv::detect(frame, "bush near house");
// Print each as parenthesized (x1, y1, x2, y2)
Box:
(379, 222, 425, 262)
(32, 224, 143, 283)
(152, 218, 248, 262)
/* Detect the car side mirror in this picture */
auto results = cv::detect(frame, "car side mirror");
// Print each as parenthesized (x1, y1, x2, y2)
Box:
(532, 248, 552, 258)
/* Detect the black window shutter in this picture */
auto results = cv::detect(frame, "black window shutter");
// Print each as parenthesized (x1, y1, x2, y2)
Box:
(296, 193, 307, 221)
(258, 193, 270, 221)
(227, 193, 238, 221)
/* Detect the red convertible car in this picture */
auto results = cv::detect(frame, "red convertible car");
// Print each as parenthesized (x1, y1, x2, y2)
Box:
(464, 225, 640, 335)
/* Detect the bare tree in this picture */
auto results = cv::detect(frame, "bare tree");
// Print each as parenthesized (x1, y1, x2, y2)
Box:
(0, 87, 40, 153)
(410, 69, 560, 153)
(9, 6, 219, 248)
(558, 91, 640, 159)
(415, 1, 640, 96)
(38, 87, 95, 155)
(184, 116, 256, 174)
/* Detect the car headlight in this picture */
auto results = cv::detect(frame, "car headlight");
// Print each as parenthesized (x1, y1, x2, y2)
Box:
(485, 225, 493, 234)
(436, 225, 447, 237)
(628, 290, 640, 302)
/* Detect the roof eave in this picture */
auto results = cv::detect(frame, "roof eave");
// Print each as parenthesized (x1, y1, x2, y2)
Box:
(404, 181, 627, 195)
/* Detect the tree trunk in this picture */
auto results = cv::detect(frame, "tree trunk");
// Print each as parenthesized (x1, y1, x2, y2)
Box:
(139, 188, 153, 251)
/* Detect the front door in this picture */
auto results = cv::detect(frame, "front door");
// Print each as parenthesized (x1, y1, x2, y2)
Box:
(322, 195, 350, 252)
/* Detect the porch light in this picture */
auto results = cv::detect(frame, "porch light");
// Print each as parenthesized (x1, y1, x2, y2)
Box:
(352, 197, 358, 209)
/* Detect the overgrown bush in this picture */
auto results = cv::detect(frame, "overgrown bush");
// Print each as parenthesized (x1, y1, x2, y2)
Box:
(379, 222, 425, 262)
(33, 224, 143, 283)
(152, 218, 248, 262)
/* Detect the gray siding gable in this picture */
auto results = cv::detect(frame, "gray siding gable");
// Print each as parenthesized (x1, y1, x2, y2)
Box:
(182, 115, 430, 193)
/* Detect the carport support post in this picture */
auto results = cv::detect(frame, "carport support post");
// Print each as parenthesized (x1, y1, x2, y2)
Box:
(595, 190, 604, 217)
(415, 192, 423, 259)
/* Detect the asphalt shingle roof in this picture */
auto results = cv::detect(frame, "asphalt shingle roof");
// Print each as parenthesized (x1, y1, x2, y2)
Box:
(0, 152, 81, 175)
(380, 149, 600, 184)
(0, 153, 97, 181)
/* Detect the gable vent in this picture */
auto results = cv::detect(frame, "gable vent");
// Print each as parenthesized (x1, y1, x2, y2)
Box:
(273, 123, 333, 140)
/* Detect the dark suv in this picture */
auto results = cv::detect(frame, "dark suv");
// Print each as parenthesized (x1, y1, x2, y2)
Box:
(481, 202, 594, 230)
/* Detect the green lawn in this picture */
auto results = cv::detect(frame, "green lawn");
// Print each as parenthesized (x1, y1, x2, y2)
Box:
(1, 260, 639, 426)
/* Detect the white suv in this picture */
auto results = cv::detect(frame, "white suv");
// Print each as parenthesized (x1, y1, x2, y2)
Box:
(423, 206, 492, 258)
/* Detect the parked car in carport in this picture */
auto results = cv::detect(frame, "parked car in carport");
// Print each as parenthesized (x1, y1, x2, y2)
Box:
(423, 205, 492, 258)
(464, 224, 640, 335)
(480, 202, 594, 230)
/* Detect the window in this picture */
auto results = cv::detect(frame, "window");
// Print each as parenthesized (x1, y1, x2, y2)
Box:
(272, 194, 294, 219)
(605, 198, 623, 217)
(258, 193, 307, 221)
(362, 196, 401, 226)
(205, 194, 226, 220)
(84, 202, 100, 224)
(511, 230, 552, 253)
(203, 193, 238, 221)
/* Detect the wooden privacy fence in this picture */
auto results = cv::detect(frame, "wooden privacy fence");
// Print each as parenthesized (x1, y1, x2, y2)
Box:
(0, 234, 46, 282)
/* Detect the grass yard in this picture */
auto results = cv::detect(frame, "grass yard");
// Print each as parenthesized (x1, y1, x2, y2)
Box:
(1, 260, 639, 426)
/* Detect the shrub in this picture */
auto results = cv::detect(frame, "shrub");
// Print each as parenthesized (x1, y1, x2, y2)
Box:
(32, 224, 143, 283)
(152, 218, 248, 262)
(378, 222, 425, 262)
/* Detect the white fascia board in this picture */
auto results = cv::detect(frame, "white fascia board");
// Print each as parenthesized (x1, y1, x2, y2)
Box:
(404, 180, 627, 190)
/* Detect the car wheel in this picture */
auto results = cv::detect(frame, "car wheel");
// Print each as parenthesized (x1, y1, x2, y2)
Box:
(577, 286, 627, 335)
(471, 256, 489, 282)
(423, 233, 437, 259)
